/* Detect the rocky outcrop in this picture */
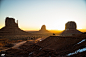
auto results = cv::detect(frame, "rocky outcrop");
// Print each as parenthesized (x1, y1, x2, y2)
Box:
(39, 25, 50, 33)
(61, 21, 82, 36)
(0, 17, 30, 35)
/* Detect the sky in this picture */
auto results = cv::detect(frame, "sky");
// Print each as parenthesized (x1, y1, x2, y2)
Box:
(0, 0, 86, 31)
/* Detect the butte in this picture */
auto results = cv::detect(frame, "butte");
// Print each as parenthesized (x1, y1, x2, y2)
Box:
(39, 25, 50, 33)
(60, 21, 82, 36)
(0, 17, 30, 36)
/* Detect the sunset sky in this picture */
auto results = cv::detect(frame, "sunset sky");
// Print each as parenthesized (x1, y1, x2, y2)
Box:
(0, 0, 86, 31)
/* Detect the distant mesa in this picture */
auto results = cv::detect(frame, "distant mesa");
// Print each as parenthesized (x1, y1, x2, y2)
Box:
(40, 25, 46, 31)
(0, 17, 30, 35)
(27, 25, 50, 34)
(60, 21, 82, 36)
(39, 25, 50, 33)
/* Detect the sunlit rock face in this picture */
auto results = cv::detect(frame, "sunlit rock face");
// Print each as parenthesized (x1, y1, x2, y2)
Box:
(0, 17, 30, 35)
(39, 25, 49, 33)
(61, 21, 82, 36)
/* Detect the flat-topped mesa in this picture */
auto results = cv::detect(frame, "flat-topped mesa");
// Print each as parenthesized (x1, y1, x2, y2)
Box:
(5, 17, 18, 27)
(39, 25, 49, 33)
(61, 21, 82, 36)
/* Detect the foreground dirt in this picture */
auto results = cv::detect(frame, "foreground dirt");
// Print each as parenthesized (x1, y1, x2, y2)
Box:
(0, 34, 86, 57)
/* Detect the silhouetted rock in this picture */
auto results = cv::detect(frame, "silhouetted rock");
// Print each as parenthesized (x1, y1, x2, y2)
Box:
(61, 21, 82, 36)
(40, 25, 46, 31)
(65, 21, 76, 30)
(39, 25, 50, 33)
(5, 17, 18, 27)
(0, 17, 30, 35)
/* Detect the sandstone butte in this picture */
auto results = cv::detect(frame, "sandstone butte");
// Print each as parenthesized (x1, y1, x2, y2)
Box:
(0, 17, 30, 36)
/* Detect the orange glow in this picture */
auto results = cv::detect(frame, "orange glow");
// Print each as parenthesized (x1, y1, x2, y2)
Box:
(19, 27, 39, 31)
(49, 30, 63, 33)
(78, 29, 86, 32)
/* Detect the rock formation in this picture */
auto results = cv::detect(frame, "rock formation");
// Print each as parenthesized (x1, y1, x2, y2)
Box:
(39, 25, 49, 33)
(61, 21, 82, 36)
(5, 17, 18, 27)
(0, 17, 30, 35)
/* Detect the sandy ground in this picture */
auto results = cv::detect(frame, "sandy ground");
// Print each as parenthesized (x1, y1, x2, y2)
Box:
(12, 41, 26, 48)
(0, 41, 27, 52)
